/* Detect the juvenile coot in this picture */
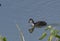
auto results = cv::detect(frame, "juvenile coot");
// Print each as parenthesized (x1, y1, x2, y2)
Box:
(28, 18, 47, 27)
(28, 18, 47, 33)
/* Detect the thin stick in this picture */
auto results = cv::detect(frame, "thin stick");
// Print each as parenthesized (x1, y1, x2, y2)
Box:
(16, 24, 25, 41)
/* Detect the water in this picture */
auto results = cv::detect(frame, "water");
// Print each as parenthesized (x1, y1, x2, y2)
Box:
(0, 0, 60, 41)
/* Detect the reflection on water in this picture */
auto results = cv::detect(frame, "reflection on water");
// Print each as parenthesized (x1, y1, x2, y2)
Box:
(28, 22, 60, 33)
(47, 23, 60, 26)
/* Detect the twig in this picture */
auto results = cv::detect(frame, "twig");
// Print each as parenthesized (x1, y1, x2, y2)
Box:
(16, 24, 25, 41)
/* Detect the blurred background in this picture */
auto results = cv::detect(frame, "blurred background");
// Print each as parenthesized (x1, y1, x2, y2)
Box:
(0, 0, 60, 41)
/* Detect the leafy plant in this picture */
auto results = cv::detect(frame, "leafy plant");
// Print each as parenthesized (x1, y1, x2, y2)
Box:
(39, 26, 60, 41)
(0, 35, 7, 41)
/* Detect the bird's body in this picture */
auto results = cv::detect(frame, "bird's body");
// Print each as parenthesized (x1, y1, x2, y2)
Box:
(28, 18, 47, 27)
(34, 21, 47, 27)
(28, 18, 47, 33)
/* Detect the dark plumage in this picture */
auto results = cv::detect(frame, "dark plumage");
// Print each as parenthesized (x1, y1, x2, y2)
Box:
(28, 18, 47, 27)
(28, 18, 47, 33)
(34, 21, 47, 27)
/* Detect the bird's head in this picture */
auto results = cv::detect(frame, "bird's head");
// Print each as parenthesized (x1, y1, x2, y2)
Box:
(28, 18, 34, 23)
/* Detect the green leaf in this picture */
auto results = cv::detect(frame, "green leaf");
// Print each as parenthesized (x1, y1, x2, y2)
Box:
(3, 37, 7, 41)
(48, 35, 53, 41)
(39, 32, 47, 40)
(0, 36, 3, 41)
(45, 26, 52, 31)
(58, 39, 60, 41)
(55, 34, 60, 38)
(50, 29, 55, 35)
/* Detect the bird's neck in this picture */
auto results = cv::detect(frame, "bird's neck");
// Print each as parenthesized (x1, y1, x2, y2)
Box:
(30, 22, 34, 27)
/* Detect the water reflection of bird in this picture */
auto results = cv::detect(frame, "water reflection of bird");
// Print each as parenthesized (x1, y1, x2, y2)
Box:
(28, 18, 47, 33)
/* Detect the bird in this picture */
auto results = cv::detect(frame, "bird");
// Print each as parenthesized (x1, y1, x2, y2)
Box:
(28, 18, 47, 33)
